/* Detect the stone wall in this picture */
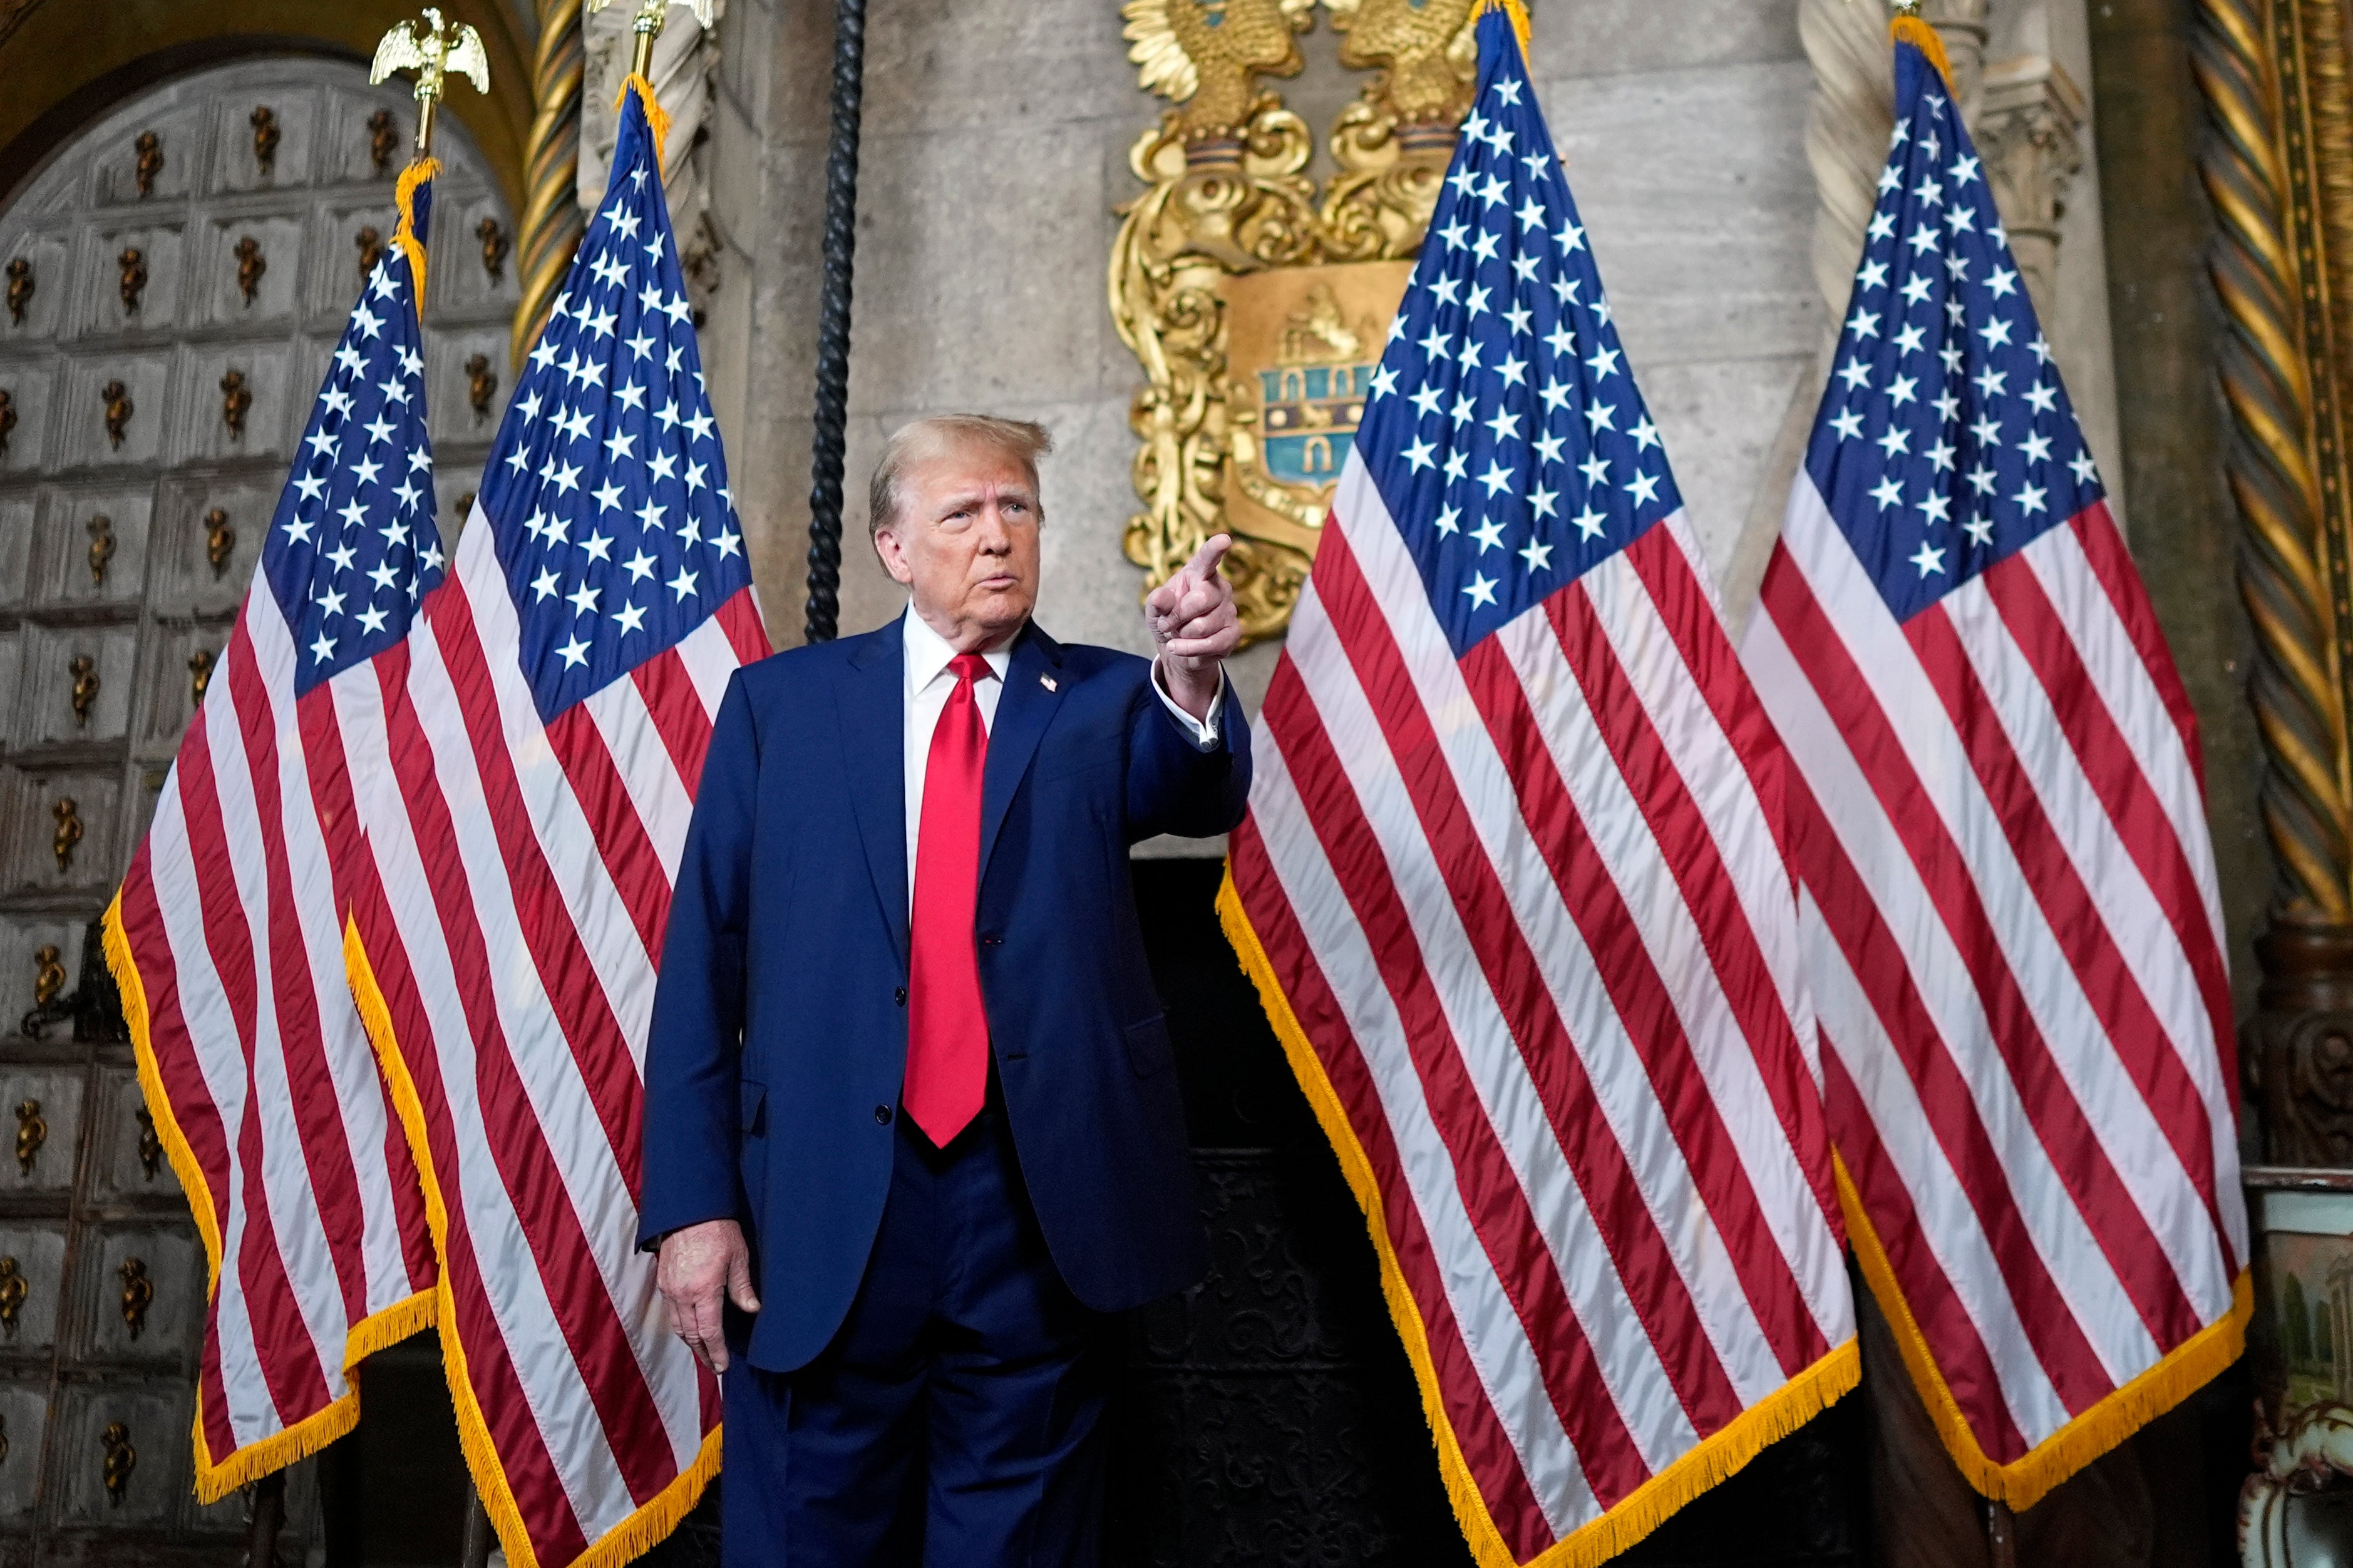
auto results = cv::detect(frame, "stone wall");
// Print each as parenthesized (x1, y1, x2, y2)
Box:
(694, 0, 2138, 855)
(698, 0, 1827, 683)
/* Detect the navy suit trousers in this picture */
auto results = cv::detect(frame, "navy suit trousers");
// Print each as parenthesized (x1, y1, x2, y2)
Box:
(720, 1107, 1108, 1567)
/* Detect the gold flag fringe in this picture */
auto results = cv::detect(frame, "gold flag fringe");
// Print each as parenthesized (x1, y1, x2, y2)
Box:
(391, 156, 442, 314)
(345, 919, 721, 1568)
(103, 893, 435, 1504)
(1218, 867, 1860, 1567)
(1890, 15, 1957, 95)
(619, 73, 672, 173)
(1835, 1154, 2250, 1510)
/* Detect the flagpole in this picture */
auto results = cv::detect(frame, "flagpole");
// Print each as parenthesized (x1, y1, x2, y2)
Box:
(802, 0, 867, 644)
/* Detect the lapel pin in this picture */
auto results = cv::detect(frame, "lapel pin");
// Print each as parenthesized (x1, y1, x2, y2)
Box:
(1040, 674, 1058, 692)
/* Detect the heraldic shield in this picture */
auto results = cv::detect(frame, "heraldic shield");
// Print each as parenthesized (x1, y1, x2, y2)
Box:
(1223, 262, 1413, 566)
(1111, 0, 1478, 644)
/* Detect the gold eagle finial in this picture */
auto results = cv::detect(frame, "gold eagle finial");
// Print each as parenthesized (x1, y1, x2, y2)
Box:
(1122, 0, 1316, 140)
(371, 9, 492, 103)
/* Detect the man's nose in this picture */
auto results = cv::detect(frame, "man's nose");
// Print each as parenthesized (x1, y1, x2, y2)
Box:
(976, 508, 1012, 552)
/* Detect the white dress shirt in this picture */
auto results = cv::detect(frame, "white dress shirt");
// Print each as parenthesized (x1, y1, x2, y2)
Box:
(901, 607, 1225, 908)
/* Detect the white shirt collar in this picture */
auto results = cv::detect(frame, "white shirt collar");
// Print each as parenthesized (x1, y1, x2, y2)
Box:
(902, 603, 1016, 690)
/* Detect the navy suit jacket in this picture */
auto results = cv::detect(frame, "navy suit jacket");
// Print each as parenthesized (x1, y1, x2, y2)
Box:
(636, 615, 1252, 1373)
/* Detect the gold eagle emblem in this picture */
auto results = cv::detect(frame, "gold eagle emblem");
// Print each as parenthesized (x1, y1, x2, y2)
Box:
(1326, 0, 1480, 126)
(369, 8, 493, 101)
(1121, 0, 1316, 140)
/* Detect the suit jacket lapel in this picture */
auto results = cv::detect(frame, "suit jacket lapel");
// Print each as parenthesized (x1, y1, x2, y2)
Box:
(979, 623, 1064, 888)
(837, 617, 910, 962)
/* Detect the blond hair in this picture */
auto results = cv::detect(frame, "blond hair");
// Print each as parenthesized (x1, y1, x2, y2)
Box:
(868, 414, 1054, 539)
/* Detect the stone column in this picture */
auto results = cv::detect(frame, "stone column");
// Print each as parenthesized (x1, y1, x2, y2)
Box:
(1977, 51, 2086, 326)
(1929, 0, 1992, 118)
(577, 0, 727, 319)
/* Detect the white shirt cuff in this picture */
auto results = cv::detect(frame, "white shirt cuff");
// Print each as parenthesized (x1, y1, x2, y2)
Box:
(1150, 659, 1227, 751)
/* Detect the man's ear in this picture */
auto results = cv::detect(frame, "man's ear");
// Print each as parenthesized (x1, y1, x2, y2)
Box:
(872, 523, 915, 587)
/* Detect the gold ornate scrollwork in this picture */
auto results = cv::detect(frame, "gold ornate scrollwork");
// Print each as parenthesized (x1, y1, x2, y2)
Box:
(466, 352, 498, 421)
(5, 258, 29, 325)
(0, 1255, 24, 1333)
(117, 1257, 152, 1340)
(68, 655, 97, 729)
(355, 225, 385, 286)
(219, 366, 250, 434)
(33, 945, 64, 1008)
(206, 507, 236, 576)
(478, 216, 510, 283)
(1113, 0, 1476, 641)
(52, 797, 81, 874)
(367, 109, 399, 176)
(100, 381, 131, 451)
(133, 1107, 162, 1181)
(188, 647, 216, 707)
(234, 236, 266, 307)
(86, 514, 114, 583)
(14, 1099, 43, 1176)
(116, 247, 145, 315)
(100, 1422, 134, 1504)
(132, 131, 162, 198)
(250, 106, 279, 175)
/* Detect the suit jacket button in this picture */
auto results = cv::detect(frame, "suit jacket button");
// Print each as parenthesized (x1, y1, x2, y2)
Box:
(893, 986, 907, 1006)
(874, 1105, 893, 1125)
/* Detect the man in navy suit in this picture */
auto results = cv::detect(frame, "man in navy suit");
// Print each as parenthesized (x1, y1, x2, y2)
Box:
(638, 413, 1249, 1565)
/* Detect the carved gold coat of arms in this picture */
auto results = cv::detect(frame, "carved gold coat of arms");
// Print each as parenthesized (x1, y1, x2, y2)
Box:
(1112, 0, 1479, 642)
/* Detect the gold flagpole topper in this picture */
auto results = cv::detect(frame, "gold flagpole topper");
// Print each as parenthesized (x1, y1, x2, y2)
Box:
(370, 7, 493, 159)
(586, 0, 717, 85)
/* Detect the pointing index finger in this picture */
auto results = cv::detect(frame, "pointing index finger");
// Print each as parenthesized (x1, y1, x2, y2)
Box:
(1183, 533, 1233, 585)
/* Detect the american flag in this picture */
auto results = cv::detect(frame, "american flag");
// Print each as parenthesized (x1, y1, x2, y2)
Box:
(1738, 23, 2248, 1506)
(343, 85, 765, 1568)
(103, 165, 443, 1495)
(1220, 4, 1857, 1560)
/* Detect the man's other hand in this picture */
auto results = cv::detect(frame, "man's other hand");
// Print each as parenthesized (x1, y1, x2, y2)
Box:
(657, 1217, 760, 1374)
(1147, 533, 1240, 720)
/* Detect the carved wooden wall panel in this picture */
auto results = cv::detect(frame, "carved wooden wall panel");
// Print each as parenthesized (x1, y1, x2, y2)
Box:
(0, 51, 516, 1565)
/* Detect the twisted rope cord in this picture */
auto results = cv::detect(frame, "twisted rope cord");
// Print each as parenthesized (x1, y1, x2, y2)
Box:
(804, 0, 867, 645)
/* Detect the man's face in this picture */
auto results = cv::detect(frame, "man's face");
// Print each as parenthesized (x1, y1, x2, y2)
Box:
(874, 439, 1042, 650)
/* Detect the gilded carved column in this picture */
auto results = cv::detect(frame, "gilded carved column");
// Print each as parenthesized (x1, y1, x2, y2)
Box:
(510, 0, 586, 366)
(2196, 0, 2353, 1163)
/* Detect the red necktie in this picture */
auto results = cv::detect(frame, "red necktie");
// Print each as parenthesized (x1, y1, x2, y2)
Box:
(904, 652, 994, 1144)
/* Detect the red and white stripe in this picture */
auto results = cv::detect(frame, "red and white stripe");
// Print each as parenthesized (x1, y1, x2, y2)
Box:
(115, 582, 435, 1495)
(1743, 474, 2245, 1472)
(1227, 451, 1855, 1563)
(348, 504, 765, 1568)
